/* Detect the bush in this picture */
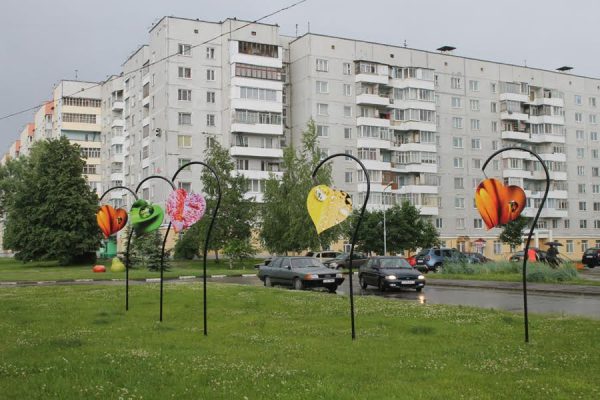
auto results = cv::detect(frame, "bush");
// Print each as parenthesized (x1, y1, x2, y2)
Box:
(441, 261, 579, 283)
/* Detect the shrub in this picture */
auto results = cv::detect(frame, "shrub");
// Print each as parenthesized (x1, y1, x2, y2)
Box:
(441, 261, 579, 283)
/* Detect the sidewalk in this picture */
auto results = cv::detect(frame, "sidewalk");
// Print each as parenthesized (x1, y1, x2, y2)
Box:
(427, 278, 600, 296)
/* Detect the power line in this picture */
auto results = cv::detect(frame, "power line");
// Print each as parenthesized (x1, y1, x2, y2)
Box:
(0, 0, 307, 123)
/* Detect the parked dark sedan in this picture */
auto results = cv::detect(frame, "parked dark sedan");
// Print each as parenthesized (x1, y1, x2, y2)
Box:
(582, 248, 600, 268)
(324, 252, 368, 269)
(257, 256, 344, 293)
(359, 257, 426, 292)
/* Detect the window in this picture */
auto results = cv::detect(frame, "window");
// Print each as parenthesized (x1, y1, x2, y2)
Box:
(343, 63, 351, 75)
(178, 112, 192, 125)
(206, 69, 215, 81)
(240, 86, 277, 101)
(142, 146, 149, 159)
(472, 158, 481, 169)
(343, 106, 352, 117)
(80, 147, 101, 158)
(456, 218, 465, 229)
(178, 182, 192, 192)
(345, 172, 353, 183)
(453, 157, 464, 168)
(451, 97, 462, 108)
(595, 221, 600, 229)
(235, 63, 282, 81)
(452, 137, 463, 148)
(178, 89, 192, 101)
(471, 138, 481, 149)
(451, 77, 462, 89)
(581, 220, 588, 229)
(491, 121, 498, 132)
(576, 130, 585, 140)
(454, 197, 465, 208)
(582, 240, 589, 252)
(177, 135, 192, 148)
(591, 132, 598, 141)
(469, 80, 479, 92)
(566, 240, 574, 253)
(593, 184, 600, 193)
(452, 117, 463, 129)
(316, 125, 329, 137)
(593, 149, 599, 159)
(206, 47, 215, 59)
(593, 167, 599, 177)
(316, 58, 329, 72)
(178, 43, 191, 56)
(590, 97, 597, 107)
(590, 114, 597, 124)
(577, 166, 585, 176)
(178, 67, 192, 79)
(470, 119, 480, 130)
(238, 41, 278, 58)
(490, 102, 497, 113)
(63, 97, 101, 107)
(178, 158, 191, 170)
(234, 109, 281, 125)
(474, 219, 483, 229)
(344, 128, 352, 139)
(454, 177, 464, 189)
(578, 184, 586, 194)
(63, 113, 96, 124)
(579, 201, 587, 211)
(207, 91, 215, 103)
(490, 83, 497, 93)
(577, 148, 585, 158)
(575, 95, 582, 105)
(494, 240, 502, 254)
(575, 112, 583, 123)
(206, 114, 215, 126)
(316, 80, 329, 94)
(470, 99, 480, 111)
(317, 103, 329, 116)
(343, 84, 352, 96)
(236, 159, 250, 170)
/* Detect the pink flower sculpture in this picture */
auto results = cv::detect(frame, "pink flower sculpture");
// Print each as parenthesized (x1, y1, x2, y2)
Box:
(166, 189, 206, 232)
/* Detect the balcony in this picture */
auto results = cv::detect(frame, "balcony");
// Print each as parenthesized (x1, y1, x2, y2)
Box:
(391, 142, 436, 153)
(502, 169, 532, 179)
(230, 98, 282, 113)
(229, 146, 283, 158)
(528, 115, 564, 125)
(231, 122, 283, 136)
(501, 130, 530, 142)
(417, 206, 438, 216)
(391, 120, 436, 132)
(522, 208, 568, 218)
(391, 162, 437, 174)
(525, 190, 568, 199)
(528, 133, 566, 144)
(110, 135, 125, 146)
(356, 94, 390, 107)
(355, 73, 389, 85)
(112, 101, 124, 111)
(500, 92, 529, 103)
(396, 185, 438, 195)
(110, 172, 124, 182)
(111, 119, 124, 128)
(357, 116, 390, 128)
(528, 96, 564, 107)
(235, 170, 283, 180)
(356, 137, 391, 149)
(500, 111, 529, 121)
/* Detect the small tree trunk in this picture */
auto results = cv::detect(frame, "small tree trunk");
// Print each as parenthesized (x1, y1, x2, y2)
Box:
(214, 250, 219, 263)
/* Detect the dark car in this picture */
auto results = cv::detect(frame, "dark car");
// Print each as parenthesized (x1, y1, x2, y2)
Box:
(324, 252, 368, 270)
(463, 252, 491, 263)
(305, 251, 342, 263)
(359, 256, 426, 292)
(582, 248, 600, 268)
(257, 256, 344, 293)
(414, 248, 470, 273)
(254, 258, 272, 269)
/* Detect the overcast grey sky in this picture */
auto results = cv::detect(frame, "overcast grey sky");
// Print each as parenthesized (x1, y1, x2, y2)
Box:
(1, 0, 598, 151)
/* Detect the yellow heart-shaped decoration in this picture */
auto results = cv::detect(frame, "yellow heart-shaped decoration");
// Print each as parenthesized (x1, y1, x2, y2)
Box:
(307, 185, 353, 234)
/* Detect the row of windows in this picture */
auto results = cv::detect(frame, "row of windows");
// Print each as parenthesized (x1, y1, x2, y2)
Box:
(63, 97, 101, 108)
(238, 41, 278, 58)
(80, 147, 101, 158)
(63, 113, 97, 124)
(235, 63, 282, 81)
(177, 44, 215, 59)
(177, 66, 215, 81)
(240, 86, 277, 101)
(233, 109, 281, 125)
(177, 112, 216, 127)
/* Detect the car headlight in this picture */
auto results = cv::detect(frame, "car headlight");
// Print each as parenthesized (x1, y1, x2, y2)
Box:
(385, 275, 397, 280)
(418, 275, 425, 280)
(329, 262, 338, 268)
(335, 273, 343, 278)
(304, 274, 319, 280)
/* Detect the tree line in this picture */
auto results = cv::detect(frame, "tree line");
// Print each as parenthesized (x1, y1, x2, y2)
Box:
(0, 122, 443, 265)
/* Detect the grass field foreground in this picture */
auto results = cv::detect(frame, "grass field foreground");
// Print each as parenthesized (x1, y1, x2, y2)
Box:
(1, 283, 599, 399)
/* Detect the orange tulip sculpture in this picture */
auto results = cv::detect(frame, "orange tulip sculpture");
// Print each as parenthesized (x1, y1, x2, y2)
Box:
(97, 205, 128, 238)
(475, 178, 526, 229)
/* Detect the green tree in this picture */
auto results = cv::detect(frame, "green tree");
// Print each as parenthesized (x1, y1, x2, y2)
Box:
(499, 216, 529, 249)
(194, 141, 256, 261)
(347, 209, 383, 255)
(173, 223, 201, 260)
(223, 238, 256, 269)
(260, 119, 343, 254)
(0, 137, 100, 264)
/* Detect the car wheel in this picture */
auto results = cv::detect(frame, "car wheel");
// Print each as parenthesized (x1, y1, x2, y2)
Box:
(359, 275, 368, 289)
(416, 287, 423, 292)
(336, 265, 342, 270)
(378, 278, 386, 292)
(326, 285, 338, 293)
(293, 278, 304, 291)
(264, 276, 272, 287)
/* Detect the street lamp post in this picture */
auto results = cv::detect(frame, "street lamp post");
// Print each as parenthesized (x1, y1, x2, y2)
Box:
(383, 181, 393, 255)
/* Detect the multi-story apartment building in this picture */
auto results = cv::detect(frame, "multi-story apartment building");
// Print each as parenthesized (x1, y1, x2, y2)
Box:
(5, 17, 600, 260)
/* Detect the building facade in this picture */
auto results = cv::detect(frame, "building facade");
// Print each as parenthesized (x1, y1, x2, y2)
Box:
(5, 17, 600, 260)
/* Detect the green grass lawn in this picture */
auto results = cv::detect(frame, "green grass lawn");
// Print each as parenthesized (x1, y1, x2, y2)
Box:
(1, 283, 599, 399)
(0, 258, 260, 282)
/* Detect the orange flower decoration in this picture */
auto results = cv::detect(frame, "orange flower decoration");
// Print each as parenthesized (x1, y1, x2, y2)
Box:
(475, 178, 526, 229)
(97, 205, 128, 238)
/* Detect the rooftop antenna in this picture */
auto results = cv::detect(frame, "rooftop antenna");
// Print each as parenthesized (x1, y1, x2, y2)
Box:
(403, 39, 407, 48)
(75, 69, 78, 80)
(524, 59, 527, 67)
(307, 21, 310, 33)
(296, 23, 298, 37)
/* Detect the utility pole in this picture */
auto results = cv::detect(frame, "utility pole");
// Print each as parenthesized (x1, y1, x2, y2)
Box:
(383, 181, 393, 255)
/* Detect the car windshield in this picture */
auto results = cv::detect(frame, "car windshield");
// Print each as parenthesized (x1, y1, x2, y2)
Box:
(334, 253, 347, 260)
(291, 258, 325, 268)
(379, 258, 412, 269)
